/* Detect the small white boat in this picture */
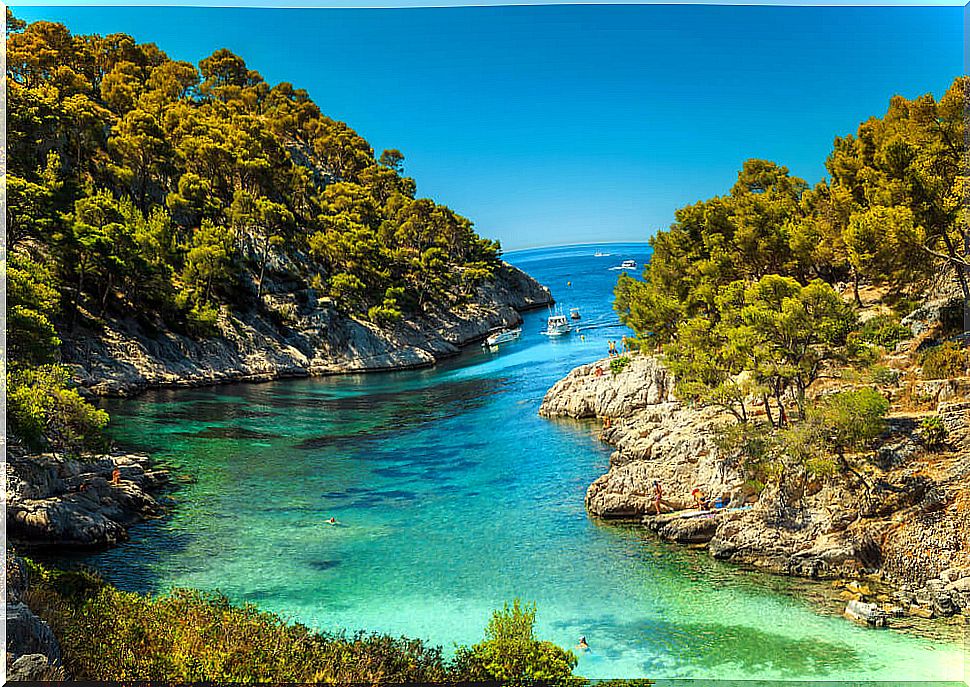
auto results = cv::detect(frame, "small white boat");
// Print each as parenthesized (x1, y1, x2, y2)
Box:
(569, 307, 581, 320)
(541, 313, 572, 337)
(593, 251, 611, 257)
(483, 327, 522, 347)
(610, 259, 638, 270)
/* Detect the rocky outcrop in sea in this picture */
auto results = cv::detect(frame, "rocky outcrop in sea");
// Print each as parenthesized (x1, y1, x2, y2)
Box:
(64, 262, 552, 396)
(6, 447, 170, 548)
(540, 353, 970, 621)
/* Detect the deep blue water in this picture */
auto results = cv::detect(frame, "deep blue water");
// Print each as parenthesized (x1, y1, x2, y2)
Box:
(77, 243, 966, 681)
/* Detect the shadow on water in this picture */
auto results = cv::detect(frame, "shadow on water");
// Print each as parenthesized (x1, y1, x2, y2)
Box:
(181, 426, 282, 440)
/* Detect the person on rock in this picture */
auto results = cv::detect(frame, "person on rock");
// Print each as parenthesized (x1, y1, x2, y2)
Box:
(652, 480, 673, 515)
(691, 488, 710, 510)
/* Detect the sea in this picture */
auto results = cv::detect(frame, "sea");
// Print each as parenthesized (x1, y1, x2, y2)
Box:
(68, 243, 966, 681)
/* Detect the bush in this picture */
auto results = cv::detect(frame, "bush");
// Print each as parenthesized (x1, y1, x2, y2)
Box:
(26, 564, 450, 683)
(25, 562, 581, 685)
(920, 341, 969, 380)
(367, 304, 403, 325)
(8, 365, 109, 454)
(715, 421, 780, 489)
(186, 301, 221, 337)
(452, 599, 578, 686)
(810, 388, 889, 456)
(869, 364, 901, 387)
(859, 314, 910, 349)
(917, 415, 947, 451)
(610, 356, 630, 376)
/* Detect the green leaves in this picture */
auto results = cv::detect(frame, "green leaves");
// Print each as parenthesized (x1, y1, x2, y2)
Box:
(663, 277, 857, 424)
(7, 255, 61, 369)
(8, 365, 109, 454)
(452, 599, 578, 686)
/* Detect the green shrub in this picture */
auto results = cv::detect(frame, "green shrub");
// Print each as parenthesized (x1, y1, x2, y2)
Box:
(452, 599, 578, 686)
(921, 341, 969, 380)
(27, 565, 450, 683)
(186, 301, 220, 337)
(25, 562, 581, 685)
(811, 388, 889, 455)
(715, 421, 781, 488)
(610, 355, 630, 376)
(869, 364, 901, 386)
(367, 304, 403, 324)
(8, 365, 109, 454)
(917, 415, 947, 450)
(859, 314, 910, 349)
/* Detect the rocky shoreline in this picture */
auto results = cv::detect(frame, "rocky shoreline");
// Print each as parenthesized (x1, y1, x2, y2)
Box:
(64, 262, 552, 397)
(540, 353, 970, 624)
(5, 448, 171, 680)
(6, 447, 170, 549)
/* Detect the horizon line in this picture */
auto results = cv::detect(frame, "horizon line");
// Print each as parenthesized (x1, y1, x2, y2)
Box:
(504, 240, 652, 253)
(10, 1, 965, 7)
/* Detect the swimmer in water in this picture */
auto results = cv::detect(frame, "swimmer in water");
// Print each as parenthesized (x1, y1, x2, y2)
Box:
(327, 517, 337, 525)
(577, 636, 589, 651)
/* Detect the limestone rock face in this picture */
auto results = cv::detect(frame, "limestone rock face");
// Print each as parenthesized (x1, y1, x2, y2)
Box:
(6, 449, 169, 548)
(540, 354, 741, 519)
(64, 262, 552, 396)
(540, 351, 970, 618)
(539, 354, 675, 419)
(5, 557, 65, 680)
(6, 604, 63, 680)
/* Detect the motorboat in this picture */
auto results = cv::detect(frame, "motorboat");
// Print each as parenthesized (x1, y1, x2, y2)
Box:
(610, 259, 638, 270)
(569, 307, 581, 320)
(542, 313, 572, 337)
(593, 251, 611, 257)
(483, 327, 522, 347)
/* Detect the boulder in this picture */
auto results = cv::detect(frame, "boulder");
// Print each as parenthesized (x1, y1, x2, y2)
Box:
(539, 354, 675, 419)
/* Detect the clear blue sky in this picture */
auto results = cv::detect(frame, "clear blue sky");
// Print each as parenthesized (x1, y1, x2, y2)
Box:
(12, 3, 963, 249)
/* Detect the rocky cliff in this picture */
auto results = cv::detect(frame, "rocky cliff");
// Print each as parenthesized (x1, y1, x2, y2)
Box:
(539, 354, 743, 518)
(64, 262, 552, 396)
(540, 353, 970, 621)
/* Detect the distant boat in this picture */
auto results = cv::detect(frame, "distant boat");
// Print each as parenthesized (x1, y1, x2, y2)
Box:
(483, 327, 522, 347)
(541, 312, 572, 337)
(610, 259, 638, 270)
(593, 251, 611, 257)
(569, 307, 581, 320)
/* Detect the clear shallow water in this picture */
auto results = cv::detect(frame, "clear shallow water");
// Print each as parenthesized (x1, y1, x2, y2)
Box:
(76, 243, 965, 681)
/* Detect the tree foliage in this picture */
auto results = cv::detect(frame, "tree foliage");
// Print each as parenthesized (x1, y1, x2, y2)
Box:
(452, 599, 578, 686)
(617, 78, 967, 350)
(5, 12, 506, 451)
(6, 11, 503, 335)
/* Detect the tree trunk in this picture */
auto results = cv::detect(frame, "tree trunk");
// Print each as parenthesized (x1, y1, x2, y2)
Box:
(99, 273, 113, 318)
(938, 226, 970, 302)
(763, 393, 776, 428)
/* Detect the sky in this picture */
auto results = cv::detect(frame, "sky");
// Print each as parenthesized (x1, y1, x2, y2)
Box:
(12, 3, 964, 250)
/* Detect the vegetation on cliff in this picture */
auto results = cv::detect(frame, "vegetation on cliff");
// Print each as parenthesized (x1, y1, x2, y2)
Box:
(6, 10, 505, 451)
(615, 77, 968, 489)
(25, 560, 578, 684)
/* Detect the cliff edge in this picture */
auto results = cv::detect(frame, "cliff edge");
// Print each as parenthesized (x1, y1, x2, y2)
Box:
(64, 262, 551, 396)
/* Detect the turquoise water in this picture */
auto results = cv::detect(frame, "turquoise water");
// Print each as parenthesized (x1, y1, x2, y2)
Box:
(78, 244, 965, 681)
